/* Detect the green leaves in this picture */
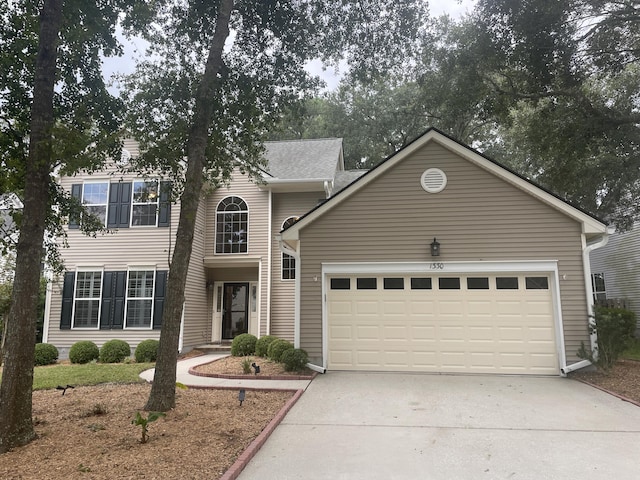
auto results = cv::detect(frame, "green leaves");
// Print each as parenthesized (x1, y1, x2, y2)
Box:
(132, 411, 166, 443)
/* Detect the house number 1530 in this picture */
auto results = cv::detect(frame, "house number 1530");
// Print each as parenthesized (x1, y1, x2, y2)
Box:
(430, 262, 444, 270)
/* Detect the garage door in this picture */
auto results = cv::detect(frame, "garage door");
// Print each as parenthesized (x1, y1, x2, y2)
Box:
(327, 273, 559, 375)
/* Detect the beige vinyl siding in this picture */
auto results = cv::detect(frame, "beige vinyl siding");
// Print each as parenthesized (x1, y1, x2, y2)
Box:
(181, 194, 209, 348)
(204, 171, 270, 336)
(270, 191, 325, 341)
(590, 225, 640, 324)
(298, 142, 589, 365)
(46, 165, 179, 354)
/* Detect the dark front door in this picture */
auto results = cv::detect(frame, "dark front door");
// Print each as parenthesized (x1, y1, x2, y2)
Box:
(222, 283, 249, 339)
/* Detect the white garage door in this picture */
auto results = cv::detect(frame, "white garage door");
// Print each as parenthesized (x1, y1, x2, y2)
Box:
(327, 273, 559, 375)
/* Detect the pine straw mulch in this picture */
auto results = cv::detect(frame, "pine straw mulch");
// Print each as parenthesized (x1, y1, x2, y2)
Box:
(570, 359, 640, 406)
(190, 355, 315, 379)
(0, 381, 294, 479)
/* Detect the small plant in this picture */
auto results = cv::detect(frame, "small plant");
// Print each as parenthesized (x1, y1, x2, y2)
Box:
(69, 341, 99, 364)
(267, 338, 294, 362)
(99, 339, 131, 363)
(132, 411, 166, 444)
(77, 464, 91, 473)
(241, 357, 252, 374)
(255, 335, 278, 357)
(280, 348, 309, 372)
(34, 343, 59, 366)
(231, 333, 257, 356)
(578, 306, 637, 371)
(135, 339, 160, 363)
(92, 403, 108, 415)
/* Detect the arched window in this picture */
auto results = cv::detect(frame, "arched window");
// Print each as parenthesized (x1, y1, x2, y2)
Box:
(216, 196, 248, 254)
(281, 216, 298, 279)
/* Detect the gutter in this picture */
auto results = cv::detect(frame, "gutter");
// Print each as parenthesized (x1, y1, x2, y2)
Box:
(562, 229, 612, 375)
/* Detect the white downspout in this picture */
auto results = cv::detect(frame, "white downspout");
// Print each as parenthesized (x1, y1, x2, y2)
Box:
(265, 189, 272, 336)
(561, 229, 612, 375)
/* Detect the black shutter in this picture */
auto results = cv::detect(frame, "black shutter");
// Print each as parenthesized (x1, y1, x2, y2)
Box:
(119, 183, 131, 227)
(60, 272, 75, 329)
(158, 181, 171, 227)
(69, 184, 82, 229)
(112, 271, 126, 329)
(100, 271, 126, 329)
(100, 271, 114, 329)
(107, 182, 131, 229)
(153, 270, 168, 330)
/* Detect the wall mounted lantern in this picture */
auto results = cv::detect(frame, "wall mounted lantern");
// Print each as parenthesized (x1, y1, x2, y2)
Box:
(430, 237, 441, 257)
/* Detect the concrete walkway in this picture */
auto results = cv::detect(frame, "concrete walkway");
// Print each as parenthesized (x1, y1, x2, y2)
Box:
(138, 353, 313, 391)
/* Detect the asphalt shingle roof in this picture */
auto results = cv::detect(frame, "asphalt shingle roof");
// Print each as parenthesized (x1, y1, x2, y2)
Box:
(264, 138, 343, 180)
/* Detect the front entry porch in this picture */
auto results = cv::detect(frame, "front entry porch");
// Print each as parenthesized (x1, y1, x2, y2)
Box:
(211, 280, 259, 341)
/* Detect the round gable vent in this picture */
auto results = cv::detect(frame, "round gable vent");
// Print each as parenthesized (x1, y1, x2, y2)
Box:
(420, 168, 447, 193)
(117, 149, 131, 166)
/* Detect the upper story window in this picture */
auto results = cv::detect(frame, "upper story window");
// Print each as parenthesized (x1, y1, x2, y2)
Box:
(132, 180, 159, 226)
(82, 182, 109, 226)
(281, 216, 298, 280)
(70, 180, 170, 229)
(216, 196, 248, 254)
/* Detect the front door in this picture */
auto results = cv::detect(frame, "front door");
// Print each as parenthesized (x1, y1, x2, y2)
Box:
(222, 283, 249, 339)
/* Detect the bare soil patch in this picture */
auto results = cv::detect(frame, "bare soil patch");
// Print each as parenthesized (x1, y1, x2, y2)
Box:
(192, 355, 314, 378)
(0, 383, 293, 479)
(570, 360, 640, 405)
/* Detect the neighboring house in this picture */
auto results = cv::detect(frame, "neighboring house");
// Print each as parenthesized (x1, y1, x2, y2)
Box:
(44, 129, 609, 377)
(0, 193, 22, 283)
(42, 138, 348, 358)
(590, 224, 640, 329)
(280, 129, 608, 376)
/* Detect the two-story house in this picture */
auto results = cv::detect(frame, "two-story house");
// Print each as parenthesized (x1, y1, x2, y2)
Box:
(43, 137, 349, 358)
(44, 129, 609, 376)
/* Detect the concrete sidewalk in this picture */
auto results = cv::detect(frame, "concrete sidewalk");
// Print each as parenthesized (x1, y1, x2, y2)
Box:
(139, 353, 313, 390)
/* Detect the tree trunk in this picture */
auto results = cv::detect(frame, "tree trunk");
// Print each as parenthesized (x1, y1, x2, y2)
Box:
(145, 0, 235, 412)
(0, 0, 63, 453)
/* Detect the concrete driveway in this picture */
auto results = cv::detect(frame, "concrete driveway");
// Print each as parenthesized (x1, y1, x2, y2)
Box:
(238, 372, 640, 480)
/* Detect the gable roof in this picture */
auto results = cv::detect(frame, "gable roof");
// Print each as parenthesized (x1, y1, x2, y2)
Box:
(263, 138, 343, 181)
(281, 128, 608, 242)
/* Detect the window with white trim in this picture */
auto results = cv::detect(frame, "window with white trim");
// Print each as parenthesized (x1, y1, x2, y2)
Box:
(216, 196, 248, 253)
(125, 269, 155, 328)
(82, 182, 109, 226)
(281, 216, 298, 279)
(131, 180, 159, 226)
(72, 270, 102, 328)
(591, 273, 607, 301)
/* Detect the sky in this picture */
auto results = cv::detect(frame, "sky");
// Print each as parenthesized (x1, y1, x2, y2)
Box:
(102, 0, 478, 92)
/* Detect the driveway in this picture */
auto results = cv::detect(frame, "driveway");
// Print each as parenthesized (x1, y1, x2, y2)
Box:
(238, 372, 640, 480)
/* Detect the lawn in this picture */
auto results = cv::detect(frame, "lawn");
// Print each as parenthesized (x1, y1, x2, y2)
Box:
(0, 362, 154, 390)
(622, 338, 640, 361)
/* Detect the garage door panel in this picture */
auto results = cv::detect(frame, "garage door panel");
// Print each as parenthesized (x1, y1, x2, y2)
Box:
(355, 325, 379, 340)
(327, 273, 559, 375)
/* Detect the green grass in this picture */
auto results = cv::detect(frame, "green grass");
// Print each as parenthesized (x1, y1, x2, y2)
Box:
(0, 362, 154, 391)
(622, 338, 640, 361)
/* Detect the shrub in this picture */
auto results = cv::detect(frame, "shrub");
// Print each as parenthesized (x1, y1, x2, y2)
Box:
(69, 341, 99, 364)
(99, 339, 131, 363)
(34, 343, 59, 366)
(231, 333, 257, 356)
(255, 335, 278, 357)
(135, 339, 159, 363)
(267, 338, 294, 362)
(280, 348, 309, 372)
(578, 306, 637, 371)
